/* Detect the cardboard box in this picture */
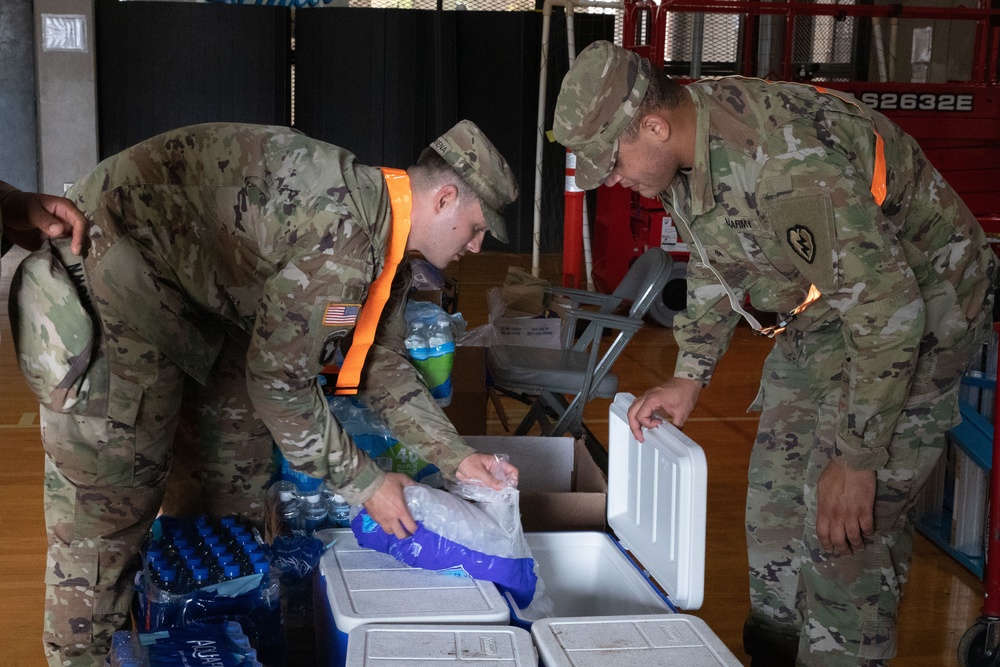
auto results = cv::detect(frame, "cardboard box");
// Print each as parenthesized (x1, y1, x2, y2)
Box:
(464, 435, 608, 532)
(410, 276, 459, 314)
(442, 346, 487, 436)
(493, 313, 563, 349)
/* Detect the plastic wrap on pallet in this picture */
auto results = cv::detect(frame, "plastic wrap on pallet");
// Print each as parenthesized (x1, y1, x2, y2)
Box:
(327, 395, 443, 486)
(109, 620, 262, 667)
(134, 516, 283, 665)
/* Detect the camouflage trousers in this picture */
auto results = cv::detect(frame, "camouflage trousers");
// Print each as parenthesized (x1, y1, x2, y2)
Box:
(744, 305, 992, 667)
(11, 242, 273, 667)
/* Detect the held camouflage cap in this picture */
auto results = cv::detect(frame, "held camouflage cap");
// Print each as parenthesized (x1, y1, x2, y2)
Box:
(553, 40, 651, 190)
(431, 119, 518, 244)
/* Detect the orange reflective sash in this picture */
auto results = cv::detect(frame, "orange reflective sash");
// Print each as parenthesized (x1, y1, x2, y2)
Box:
(811, 85, 887, 206)
(334, 167, 412, 396)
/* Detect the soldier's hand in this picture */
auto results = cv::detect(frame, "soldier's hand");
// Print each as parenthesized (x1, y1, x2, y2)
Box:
(627, 377, 702, 441)
(456, 453, 519, 490)
(816, 460, 876, 556)
(363, 472, 418, 539)
(2, 190, 88, 255)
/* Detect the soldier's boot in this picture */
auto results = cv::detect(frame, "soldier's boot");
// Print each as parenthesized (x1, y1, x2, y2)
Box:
(744, 618, 798, 667)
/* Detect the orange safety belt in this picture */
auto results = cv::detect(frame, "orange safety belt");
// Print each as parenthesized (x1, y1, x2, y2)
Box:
(334, 167, 412, 396)
(811, 85, 887, 206)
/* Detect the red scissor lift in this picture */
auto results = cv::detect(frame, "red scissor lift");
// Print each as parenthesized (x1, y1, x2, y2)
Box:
(592, 1, 1000, 663)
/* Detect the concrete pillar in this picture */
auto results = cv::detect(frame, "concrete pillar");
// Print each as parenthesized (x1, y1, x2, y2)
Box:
(33, 0, 98, 195)
(0, 0, 39, 191)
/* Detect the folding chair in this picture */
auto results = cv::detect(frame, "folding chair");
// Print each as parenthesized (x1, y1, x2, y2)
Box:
(487, 248, 674, 450)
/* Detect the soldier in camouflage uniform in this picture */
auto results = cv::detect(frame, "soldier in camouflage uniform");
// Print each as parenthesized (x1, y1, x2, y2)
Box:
(553, 41, 996, 666)
(8, 120, 519, 667)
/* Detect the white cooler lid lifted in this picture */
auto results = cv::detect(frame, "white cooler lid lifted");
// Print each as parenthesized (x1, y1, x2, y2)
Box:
(607, 393, 707, 610)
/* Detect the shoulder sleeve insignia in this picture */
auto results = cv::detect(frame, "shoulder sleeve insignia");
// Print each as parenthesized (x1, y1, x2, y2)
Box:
(786, 225, 816, 264)
(322, 303, 361, 327)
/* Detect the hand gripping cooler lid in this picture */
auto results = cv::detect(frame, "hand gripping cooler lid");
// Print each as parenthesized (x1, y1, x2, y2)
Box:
(608, 393, 707, 610)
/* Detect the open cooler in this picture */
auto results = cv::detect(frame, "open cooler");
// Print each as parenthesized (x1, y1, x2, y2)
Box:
(316, 392, 737, 666)
(508, 392, 707, 625)
(514, 394, 739, 665)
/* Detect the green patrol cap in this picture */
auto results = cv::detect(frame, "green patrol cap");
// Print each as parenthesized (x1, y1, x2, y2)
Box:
(431, 119, 518, 244)
(553, 40, 651, 190)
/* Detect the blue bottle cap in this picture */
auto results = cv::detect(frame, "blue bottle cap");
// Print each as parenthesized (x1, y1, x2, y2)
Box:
(253, 561, 270, 575)
(211, 544, 227, 556)
(203, 534, 221, 546)
(222, 564, 241, 579)
(217, 552, 235, 565)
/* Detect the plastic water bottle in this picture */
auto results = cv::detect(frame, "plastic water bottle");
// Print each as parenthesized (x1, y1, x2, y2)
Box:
(328, 494, 351, 528)
(295, 489, 323, 532)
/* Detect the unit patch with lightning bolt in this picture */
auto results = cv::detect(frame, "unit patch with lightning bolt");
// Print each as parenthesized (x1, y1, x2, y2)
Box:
(786, 225, 816, 264)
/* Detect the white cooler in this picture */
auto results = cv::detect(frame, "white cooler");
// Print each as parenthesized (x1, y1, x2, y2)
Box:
(506, 392, 707, 626)
(532, 614, 741, 666)
(345, 623, 535, 666)
(515, 394, 740, 665)
(315, 530, 510, 667)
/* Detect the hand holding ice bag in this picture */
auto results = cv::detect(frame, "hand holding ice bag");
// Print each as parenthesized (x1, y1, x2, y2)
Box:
(352, 456, 540, 608)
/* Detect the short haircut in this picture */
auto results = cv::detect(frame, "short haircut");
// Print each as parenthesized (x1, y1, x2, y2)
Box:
(621, 67, 686, 142)
(410, 147, 479, 206)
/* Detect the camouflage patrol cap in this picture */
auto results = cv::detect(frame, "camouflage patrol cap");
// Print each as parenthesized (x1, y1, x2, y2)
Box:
(431, 120, 518, 244)
(553, 40, 651, 190)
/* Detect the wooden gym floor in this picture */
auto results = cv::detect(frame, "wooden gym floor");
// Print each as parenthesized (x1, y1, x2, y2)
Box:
(0, 250, 982, 666)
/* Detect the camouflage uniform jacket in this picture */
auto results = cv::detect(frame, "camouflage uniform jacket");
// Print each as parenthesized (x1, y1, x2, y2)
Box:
(72, 122, 474, 504)
(662, 78, 996, 471)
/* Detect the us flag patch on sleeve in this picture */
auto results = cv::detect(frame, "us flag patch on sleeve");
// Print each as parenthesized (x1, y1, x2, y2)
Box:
(323, 303, 360, 327)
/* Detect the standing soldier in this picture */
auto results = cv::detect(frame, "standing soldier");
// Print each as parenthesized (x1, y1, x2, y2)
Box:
(553, 41, 996, 666)
(9, 120, 519, 666)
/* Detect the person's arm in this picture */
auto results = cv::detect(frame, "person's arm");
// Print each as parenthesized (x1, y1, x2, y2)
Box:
(670, 252, 745, 385)
(245, 250, 389, 503)
(0, 181, 88, 255)
(361, 273, 517, 488)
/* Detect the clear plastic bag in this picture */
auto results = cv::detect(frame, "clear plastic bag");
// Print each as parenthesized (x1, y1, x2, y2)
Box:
(352, 455, 547, 609)
(404, 300, 466, 407)
(456, 286, 505, 348)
